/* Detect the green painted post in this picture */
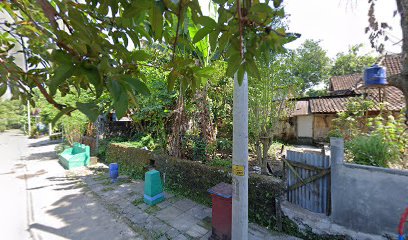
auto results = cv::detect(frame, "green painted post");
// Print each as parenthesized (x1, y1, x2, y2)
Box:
(144, 170, 165, 206)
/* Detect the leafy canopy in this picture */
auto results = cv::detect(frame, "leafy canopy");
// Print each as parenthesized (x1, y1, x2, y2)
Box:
(331, 44, 377, 76)
(0, 0, 297, 122)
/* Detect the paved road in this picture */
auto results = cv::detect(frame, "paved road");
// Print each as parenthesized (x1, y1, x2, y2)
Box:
(0, 130, 140, 240)
(0, 130, 31, 240)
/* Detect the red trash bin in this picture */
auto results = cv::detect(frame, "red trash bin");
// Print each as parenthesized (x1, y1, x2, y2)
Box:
(208, 182, 232, 240)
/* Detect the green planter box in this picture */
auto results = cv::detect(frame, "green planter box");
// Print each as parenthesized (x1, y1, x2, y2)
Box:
(59, 142, 90, 170)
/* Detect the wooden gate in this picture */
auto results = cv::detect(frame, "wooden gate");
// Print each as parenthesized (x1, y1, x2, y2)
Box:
(284, 150, 331, 215)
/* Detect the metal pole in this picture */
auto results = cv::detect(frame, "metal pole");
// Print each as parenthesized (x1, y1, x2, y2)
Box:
(48, 123, 52, 136)
(232, 72, 248, 240)
(27, 100, 31, 135)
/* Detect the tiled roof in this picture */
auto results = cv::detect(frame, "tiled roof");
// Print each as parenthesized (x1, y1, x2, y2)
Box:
(308, 91, 405, 114)
(330, 73, 361, 91)
(309, 97, 349, 113)
(292, 54, 405, 115)
(380, 54, 402, 76)
(361, 87, 405, 111)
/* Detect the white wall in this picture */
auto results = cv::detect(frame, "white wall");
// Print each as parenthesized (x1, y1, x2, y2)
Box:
(296, 115, 313, 138)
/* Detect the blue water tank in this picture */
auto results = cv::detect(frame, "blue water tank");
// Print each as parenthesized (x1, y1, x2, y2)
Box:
(363, 64, 387, 86)
(109, 163, 119, 182)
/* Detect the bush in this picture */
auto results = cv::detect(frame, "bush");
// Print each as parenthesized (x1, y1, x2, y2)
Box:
(346, 134, 397, 167)
(49, 133, 63, 140)
(0, 122, 6, 132)
(123, 134, 157, 150)
(216, 138, 232, 158)
(106, 143, 284, 229)
(207, 157, 232, 169)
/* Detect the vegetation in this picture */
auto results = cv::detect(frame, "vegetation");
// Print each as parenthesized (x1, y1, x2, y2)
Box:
(331, 98, 407, 168)
(249, 52, 301, 172)
(0, 99, 25, 132)
(330, 44, 377, 76)
(292, 40, 331, 94)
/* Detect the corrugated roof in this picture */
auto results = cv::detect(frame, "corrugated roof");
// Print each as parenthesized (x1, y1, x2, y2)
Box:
(291, 101, 309, 116)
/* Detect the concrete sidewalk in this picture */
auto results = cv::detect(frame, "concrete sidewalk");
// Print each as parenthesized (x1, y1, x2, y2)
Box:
(0, 132, 141, 240)
(71, 166, 301, 240)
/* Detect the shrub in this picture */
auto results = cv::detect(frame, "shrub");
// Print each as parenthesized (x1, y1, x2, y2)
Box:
(207, 157, 232, 169)
(217, 138, 232, 158)
(346, 134, 397, 167)
(106, 142, 284, 229)
(124, 134, 157, 150)
(0, 122, 6, 132)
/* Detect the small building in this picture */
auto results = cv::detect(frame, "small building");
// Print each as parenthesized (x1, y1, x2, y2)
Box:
(278, 54, 406, 144)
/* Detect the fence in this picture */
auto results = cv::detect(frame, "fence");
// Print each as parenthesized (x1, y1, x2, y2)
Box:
(285, 150, 331, 214)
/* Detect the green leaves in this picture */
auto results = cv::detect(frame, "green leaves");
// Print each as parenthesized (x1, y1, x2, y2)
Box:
(121, 77, 150, 96)
(192, 27, 212, 44)
(150, 0, 164, 41)
(249, 3, 274, 25)
(113, 91, 129, 119)
(192, 16, 218, 44)
(0, 83, 7, 97)
(226, 53, 242, 77)
(76, 102, 100, 122)
(51, 107, 75, 125)
(196, 16, 217, 29)
(131, 50, 151, 61)
(167, 70, 177, 91)
(82, 65, 103, 98)
(49, 64, 75, 95)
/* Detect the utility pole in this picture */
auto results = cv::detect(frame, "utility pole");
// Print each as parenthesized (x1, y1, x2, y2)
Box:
(232, 71, 249, 239)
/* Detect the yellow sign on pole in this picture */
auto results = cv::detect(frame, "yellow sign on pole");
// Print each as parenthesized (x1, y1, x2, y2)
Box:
(232, 165, 245, 176)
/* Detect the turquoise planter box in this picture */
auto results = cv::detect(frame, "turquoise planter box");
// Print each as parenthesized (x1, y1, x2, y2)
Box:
(58, 142, 90, 170)
(144, 170, 165, 206)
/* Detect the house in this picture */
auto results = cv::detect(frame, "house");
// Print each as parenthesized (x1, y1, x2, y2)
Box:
(278, 54, 406, 144)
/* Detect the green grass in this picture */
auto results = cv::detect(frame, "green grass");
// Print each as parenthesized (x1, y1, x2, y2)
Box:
(144, 205, 160, 214)
(101, 186, 115, 192)
(132, 198, 144, 206)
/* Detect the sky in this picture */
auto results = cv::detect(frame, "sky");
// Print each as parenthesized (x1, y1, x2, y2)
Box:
(199, 0, 403, 58)
(283, 0, 402, 58)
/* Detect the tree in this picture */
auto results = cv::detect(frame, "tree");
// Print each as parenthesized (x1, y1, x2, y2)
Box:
(331, 44, 377, 76)
(0, 0, 293, 121)
(292, 39, 331, 94)
(248, 52, 301, 173)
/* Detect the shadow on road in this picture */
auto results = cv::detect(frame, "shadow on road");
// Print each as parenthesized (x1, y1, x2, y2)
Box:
(16, 169, 47, 180)
(29, 139, 62, 148)
(23, 151, 58, 161)
(28, 180, 127, 240)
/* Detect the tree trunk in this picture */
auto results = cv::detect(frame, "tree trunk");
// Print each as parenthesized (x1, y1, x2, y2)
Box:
(255, 141, 262, 167)
(261, 136, 272, 174)
(195, 89, 217, 160)
(168, 94, 187, 158)
(391, 0, 408, 120)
